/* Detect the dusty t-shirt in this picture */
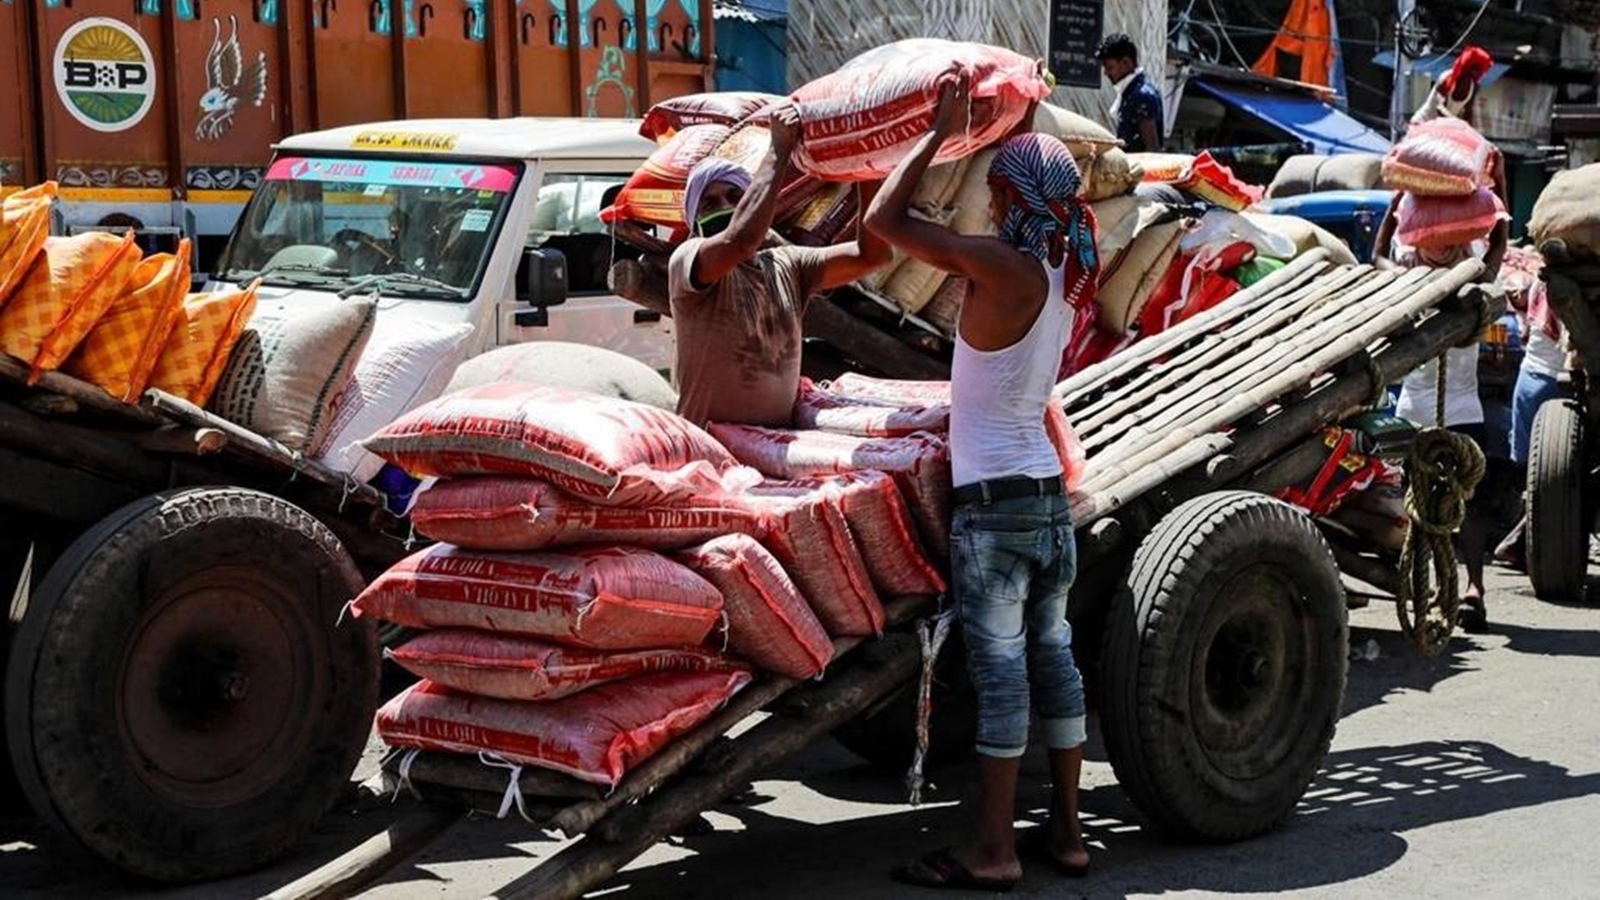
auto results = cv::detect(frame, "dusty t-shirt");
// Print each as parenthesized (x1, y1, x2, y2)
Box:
(668, 238, 829, 427)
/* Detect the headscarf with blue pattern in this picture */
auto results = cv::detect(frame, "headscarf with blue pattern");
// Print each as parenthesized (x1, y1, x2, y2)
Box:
(986, 133, 1100, 308)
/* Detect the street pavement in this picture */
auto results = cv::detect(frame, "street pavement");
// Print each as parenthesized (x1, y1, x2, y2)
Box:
(4, 559, 1598, 899)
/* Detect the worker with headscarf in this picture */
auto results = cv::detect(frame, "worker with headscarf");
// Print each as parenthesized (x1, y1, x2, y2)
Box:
(666, 102, 892, 427)
(866, 78, 1096, 891)
(1373, 45, 1508, 632)
(1412, 46, 1495, 126)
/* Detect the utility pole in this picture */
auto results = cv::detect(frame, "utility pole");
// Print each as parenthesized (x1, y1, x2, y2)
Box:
(1390, 0, 1413, 140)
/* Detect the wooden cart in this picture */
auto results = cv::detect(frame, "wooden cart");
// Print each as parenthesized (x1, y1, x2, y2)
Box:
(1522, 240, 1600, 602)
(258, 250, 1497, 900)
(0, 355, 409, 883)
(2, 248, 1497, 894)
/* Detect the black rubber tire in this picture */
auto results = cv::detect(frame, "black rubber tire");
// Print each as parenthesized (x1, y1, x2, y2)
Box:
(1526, 400, 1588, 603)
(4, 488, 380, 882)
(1101, 491, 1348, 841)
(831, 631, 977, 772)
(1, 532, 36, 811)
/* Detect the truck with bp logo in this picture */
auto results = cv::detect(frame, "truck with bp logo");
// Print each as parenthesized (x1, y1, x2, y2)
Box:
(0, 0, 716, 275)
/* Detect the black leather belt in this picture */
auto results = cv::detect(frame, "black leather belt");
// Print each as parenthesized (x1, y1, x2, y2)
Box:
(951, 475, 1065, 506)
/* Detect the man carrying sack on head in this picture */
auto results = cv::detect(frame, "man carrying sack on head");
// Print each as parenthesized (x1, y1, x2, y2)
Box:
(667, 102, 893, 428)
(867, 78, 1097, 891)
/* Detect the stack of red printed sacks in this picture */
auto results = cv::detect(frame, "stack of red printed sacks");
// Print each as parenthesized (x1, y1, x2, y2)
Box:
(1381, 117, 1506, 251)
(711, 374, 1086, 564)
(351, 382, 936, 788)
(352, 383, 770, 788)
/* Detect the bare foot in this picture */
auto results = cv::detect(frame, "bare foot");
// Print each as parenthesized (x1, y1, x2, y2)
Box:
(1046, 815, 1091, 872)
(948, 841, 1023, 884)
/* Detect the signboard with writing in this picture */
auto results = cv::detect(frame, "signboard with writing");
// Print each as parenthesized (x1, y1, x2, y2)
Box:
(1047, 0, 1104, 89)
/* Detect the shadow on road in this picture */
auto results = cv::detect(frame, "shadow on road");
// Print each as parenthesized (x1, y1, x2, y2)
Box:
(569, 739, 1599, 899)
(1339, 623, 1476, 719)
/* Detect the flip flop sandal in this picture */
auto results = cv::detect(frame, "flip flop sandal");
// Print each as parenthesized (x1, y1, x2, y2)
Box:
(890, 847, 1018, 893)
(1459, 596, 1489, 634)
(1017, 827, 1091, 878)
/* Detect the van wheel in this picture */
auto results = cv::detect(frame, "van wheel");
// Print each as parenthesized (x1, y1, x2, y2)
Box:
(4, 488, 379, 882)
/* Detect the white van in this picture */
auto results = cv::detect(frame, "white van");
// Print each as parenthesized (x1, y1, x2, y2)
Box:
(212, 117, 675, 377)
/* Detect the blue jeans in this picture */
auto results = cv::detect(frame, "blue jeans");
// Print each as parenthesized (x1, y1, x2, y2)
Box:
(951, 492, 1087, 758)
(1510, 369, 1563, 466)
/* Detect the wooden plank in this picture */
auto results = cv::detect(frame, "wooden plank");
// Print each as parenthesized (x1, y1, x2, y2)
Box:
(1077, 263, 1484, 494)
(382, 751, 604, 804)
(1054, 250, 1331, 404)
(1078, 267, 1425, 462)
(496, 631, 928, 900)
(548, 593, 932, 838)
(609, 257, 950, 380)
(262, 804, 463, 900)
(1213, 292, 1490, 487)
(141, 390, 387, 508)
(805, 299, 951, 381)
(0, 355, 168, 426)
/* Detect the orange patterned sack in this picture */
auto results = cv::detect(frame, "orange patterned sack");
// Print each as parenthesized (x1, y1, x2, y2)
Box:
(0, 182, 57, 307)
(64, 241, 191, 401)
(147, 282, 260, 406)
(0, 231, 142, 379)
(679, 534, 834, 678)
(377, 671, 752, 786)
(387, 630, 742, 701)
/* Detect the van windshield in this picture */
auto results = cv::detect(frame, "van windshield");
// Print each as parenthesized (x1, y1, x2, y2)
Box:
(216, 156, 520, 299)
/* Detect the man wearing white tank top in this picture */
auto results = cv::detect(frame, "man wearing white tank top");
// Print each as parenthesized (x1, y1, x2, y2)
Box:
(867, 78, 1099, 891)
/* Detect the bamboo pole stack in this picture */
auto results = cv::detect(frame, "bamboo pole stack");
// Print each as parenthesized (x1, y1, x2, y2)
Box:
(1065, 257, 1490, 525)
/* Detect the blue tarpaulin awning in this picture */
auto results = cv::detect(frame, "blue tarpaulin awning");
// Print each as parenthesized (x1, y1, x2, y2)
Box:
(1189, 79, 1392, 155)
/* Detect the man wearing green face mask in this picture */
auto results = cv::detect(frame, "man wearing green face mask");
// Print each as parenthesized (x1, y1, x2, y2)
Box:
(667, 102, 893, 427)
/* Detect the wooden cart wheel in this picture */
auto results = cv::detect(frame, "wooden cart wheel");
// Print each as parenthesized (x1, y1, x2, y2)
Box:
(1525, 400, 1588, 603)
(1101, 491, 1347, 841)
(4, 488, 379, 882)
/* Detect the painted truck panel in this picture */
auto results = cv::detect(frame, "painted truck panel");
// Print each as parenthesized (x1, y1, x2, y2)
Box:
(1, 0, 712, 270)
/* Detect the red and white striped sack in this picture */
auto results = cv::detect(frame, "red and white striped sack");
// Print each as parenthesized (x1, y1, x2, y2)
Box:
(792, 377, 949, 437)
(351, 545, 724, 651)
(1381, 117, 1493, 197)
(710, 423, 953, 559)
(410, 477, 765, 552)
(678, 534, 834, 679)
(748, 471, 945, 597)
(737, 484, 885, 637)
(823, 373, 951, 405)
(387, 630, 742, 701)
(363, 383, 755, 506)
(788, 39, 1050, 181)
(376, 670, 753, 786)
(820, 374, 1088, 493)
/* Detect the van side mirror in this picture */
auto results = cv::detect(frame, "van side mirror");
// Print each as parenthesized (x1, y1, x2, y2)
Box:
(517, 247, 568, 308)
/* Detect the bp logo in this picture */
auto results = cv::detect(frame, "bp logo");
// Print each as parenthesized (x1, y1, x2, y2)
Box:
(54, 18, 157, 133)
